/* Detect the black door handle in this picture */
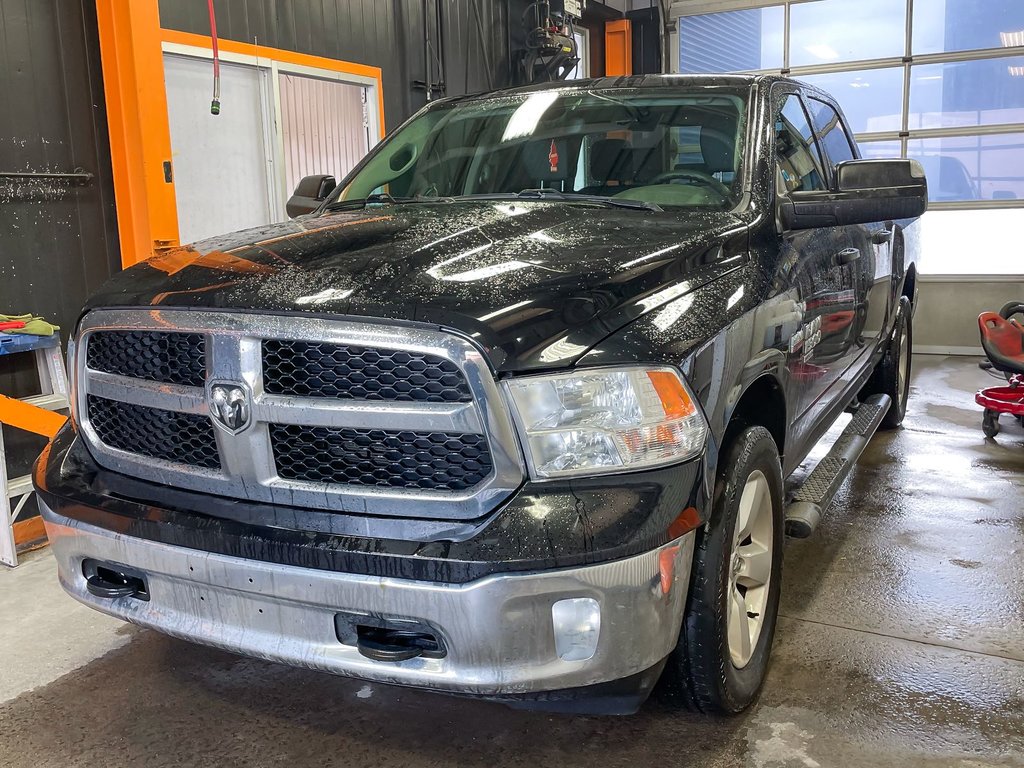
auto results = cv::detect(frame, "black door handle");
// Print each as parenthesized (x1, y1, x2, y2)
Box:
(871, 229, 892, 245)
(835, 247, 861, 265)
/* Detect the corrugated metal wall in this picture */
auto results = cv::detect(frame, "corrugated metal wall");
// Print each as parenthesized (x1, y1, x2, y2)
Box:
(0, 0, 120, 334)
(0, 0, 120, 481)
(158, 0, 512, 128)
(279, 74, 369, 195)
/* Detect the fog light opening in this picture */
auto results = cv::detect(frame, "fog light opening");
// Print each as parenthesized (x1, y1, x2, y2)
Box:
(552, 597, 601, 661)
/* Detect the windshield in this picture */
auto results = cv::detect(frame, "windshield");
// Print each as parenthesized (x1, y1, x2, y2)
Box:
(334, 87, 749, 210)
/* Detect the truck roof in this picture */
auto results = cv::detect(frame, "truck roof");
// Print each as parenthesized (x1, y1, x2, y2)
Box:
(440, 73, 807, 106)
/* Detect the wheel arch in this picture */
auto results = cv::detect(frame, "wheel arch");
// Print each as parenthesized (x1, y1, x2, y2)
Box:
(894, 228, 918, 311)
(721, 371, 788, 463)
(903, 261, 918, 306)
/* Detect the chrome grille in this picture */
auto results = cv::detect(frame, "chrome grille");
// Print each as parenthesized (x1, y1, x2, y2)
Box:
(262, 340, 471, 402)
(87, 395, 220, 469)
(75, 310, 523, 519)
(270, 425, 492, 490)
(86, 330, 206, 386)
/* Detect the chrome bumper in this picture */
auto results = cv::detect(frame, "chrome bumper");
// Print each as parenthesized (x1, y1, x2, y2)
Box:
(40, 500, 694, 696)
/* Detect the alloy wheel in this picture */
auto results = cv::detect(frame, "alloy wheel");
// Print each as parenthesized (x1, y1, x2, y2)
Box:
(727, 469, 774, 669)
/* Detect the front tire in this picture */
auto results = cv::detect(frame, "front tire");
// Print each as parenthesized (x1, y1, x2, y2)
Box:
(664, 426, 784, 714)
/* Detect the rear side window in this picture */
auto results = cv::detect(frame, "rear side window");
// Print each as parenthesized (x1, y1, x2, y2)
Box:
(806, 98, 857, 169)
(775, 94, 827, 193)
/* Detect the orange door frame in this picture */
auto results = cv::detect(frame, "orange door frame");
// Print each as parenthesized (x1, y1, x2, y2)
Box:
(95, 0, 181, 267)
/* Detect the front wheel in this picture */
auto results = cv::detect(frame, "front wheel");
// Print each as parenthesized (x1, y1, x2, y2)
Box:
(663, 425, 784, 713)
(860, 295, 913, 429)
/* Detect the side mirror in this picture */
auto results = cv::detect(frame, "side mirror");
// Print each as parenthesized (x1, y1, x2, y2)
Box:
(781, 159, 928, 230)
(286, 174, 336, 218)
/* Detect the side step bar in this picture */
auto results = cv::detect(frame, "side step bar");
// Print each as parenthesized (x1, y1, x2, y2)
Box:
(784, 393, 892, 538)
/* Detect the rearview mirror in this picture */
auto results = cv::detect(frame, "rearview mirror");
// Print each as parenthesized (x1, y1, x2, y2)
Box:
(780, 159, 928, 230)
(286, 174, 336, 218)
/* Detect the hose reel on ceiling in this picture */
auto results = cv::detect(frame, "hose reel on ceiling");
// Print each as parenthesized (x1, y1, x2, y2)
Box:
(518, 1, 585, 84)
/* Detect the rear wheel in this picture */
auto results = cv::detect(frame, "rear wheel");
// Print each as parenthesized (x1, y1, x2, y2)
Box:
(664, 426, 784, 713)
(860, 295, 912, 429)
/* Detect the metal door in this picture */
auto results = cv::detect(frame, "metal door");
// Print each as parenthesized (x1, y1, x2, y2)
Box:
(774, 92, 859, 425)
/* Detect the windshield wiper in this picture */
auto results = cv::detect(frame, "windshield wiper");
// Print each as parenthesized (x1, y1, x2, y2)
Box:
(327, 190, 661, 212)
(455, 189, 662, 212)
(323, 193, 454, 211)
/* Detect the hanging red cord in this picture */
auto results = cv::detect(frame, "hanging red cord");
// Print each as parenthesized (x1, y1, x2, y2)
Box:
(208, 0, 221, 114)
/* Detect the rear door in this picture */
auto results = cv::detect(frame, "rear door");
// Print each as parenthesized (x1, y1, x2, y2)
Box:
(804, 95, 892, 365)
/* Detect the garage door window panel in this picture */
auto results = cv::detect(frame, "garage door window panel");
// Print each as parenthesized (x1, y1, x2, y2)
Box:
(909, 57, 1024, 130)
(795, 68, 905, 134)
(789, 0, 906, 66)
(857, 139, 903, 161)
(912, 0, 1024, 55)
(678, 7, 785, 73)
(907, 133, 1024, 202)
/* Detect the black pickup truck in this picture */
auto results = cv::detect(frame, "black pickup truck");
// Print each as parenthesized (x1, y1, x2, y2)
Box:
(35, 75, 925, 715)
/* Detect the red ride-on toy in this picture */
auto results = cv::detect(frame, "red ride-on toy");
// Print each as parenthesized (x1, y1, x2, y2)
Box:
(976, 301, 1024, 438)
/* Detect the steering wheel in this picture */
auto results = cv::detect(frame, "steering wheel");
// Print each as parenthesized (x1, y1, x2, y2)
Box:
(648, 170, 730, 196)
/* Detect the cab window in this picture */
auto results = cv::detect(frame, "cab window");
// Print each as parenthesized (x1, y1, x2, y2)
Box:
(775, 94, 827, 193)
(806, 98, 857, 170)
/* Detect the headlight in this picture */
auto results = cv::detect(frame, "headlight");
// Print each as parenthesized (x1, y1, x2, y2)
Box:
(503, 366, 707, 479)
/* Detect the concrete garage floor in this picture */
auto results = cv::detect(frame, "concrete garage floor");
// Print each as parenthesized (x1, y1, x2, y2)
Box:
(1, 355, 1021, 768)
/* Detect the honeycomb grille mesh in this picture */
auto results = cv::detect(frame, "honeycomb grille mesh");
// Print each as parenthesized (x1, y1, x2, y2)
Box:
(269, 424, 492, 491)
(262, 340, 471, 403)
(86, 331, 206, 387)
(87, 395, 220, 470)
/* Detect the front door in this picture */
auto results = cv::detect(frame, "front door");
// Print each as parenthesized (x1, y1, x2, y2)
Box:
(773, 91, 859, 432)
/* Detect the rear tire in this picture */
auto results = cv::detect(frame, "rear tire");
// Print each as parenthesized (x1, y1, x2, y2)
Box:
(663, 426, 784, 714)
(861, 295, 912, 429)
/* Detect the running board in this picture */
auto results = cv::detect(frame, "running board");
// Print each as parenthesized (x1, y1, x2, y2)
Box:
(784, 393, 892, 538)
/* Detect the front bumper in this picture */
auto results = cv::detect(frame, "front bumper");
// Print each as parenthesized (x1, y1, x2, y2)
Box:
(41, 499, 694, 707)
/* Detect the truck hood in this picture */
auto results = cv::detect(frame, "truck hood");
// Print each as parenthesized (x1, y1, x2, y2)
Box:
(85, 202, 748, 372)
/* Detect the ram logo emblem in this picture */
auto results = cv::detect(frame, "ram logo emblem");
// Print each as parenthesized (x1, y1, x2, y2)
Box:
(209, 383, 251, 433)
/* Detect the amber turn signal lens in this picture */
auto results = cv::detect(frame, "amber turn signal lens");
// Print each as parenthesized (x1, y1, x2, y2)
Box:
(647, 370, 697, 419)
(668, 506, 701, 539)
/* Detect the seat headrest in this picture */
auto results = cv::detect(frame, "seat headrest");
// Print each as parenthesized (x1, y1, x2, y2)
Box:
(633, 146, 663, 183)
(699, 115, 738, 174)
(590, 138, 633, 183)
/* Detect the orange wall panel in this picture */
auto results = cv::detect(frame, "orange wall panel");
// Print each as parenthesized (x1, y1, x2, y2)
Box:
(605, 19, 632, 77)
